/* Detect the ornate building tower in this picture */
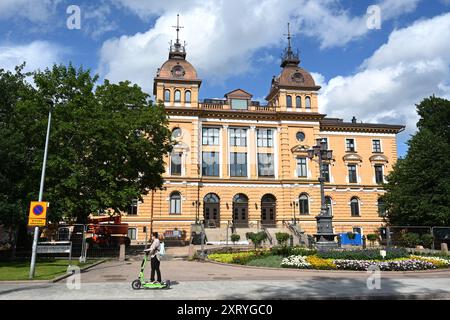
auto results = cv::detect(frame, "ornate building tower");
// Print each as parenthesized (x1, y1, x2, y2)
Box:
(153, 15, 202, 108)
(266, 23, 320, 113)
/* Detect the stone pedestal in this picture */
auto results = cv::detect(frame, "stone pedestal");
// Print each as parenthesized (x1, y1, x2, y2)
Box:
(314, 215, 337, 251)
(441, 243, 449, 255)
(119, 243, 125, 262)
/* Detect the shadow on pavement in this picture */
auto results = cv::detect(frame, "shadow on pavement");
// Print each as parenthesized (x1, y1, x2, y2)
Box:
(219, 277, 449, 300)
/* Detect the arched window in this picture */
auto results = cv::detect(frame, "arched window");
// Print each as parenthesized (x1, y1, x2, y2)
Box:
(204, 193, 219, 203)
(185, 90, 191, 103)
(305, 96, 311, 109)
(286, 95, 292, 108)
(170, 192, 181, 214)
(378, 198, 386, 217)
(296, 96, 301, 109)
(325, 196, 333, 216)
(164, 89, 170, 102)
(299, 193, 309, 215)
(233, 193, 248, 203)
(174, 90, 181, 102)
(350, 197, 360, 216)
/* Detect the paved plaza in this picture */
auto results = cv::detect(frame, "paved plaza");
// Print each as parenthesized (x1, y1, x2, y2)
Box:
(1, 247, 450, 300)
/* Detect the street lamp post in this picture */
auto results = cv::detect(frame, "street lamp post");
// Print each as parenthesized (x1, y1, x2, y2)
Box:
(29, 99, 53, 278)
(307, 139, 337, 251)
(290, 200, 298, 225)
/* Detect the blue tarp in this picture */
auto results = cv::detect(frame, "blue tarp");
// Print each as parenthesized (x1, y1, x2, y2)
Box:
(339, 233, 363, 246)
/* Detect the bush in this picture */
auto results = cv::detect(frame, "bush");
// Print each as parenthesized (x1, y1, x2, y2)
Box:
(275, 232, 291, 246)
(366, 234, 378, 245)
(318, 248, 409, 260)
(230, 234, 240, 244)
(401, 233, 421, 248)
(247, 231, 268, 249)
(420, 234, 434, 248)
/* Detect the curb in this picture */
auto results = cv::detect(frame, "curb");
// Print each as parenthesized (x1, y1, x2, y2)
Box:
(203, 258, 450, 276)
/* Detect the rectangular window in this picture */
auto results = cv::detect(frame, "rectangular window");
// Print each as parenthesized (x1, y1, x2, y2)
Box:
(346, 138, 355, 152)
(321, 163, 330, 182)
(171, 152, 182, 175)
(170, 196, 181, 214)
(230, 128, 247, 147)
(296, 157, 307, 178)
(373, 140, 382, 153)
(258, 153, 274, 177)
(257, 129, 274, 147)
(202, 128, 220, 146)
(127, 228, 137, 240)
(202, 152, 219, 176)
(231, 99, 248, 110)
(375, 165, 384, 184)
(348, 164, 357, 183)
(230, 152, 247, 177)
(127, 199, 138, 215)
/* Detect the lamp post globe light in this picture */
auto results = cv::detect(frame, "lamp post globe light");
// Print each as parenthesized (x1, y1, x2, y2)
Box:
(307, 138, 338, 251)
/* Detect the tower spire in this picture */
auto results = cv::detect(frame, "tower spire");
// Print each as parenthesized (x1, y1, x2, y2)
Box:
(281, 22, 300, 68)
(169, 14, 186, 59)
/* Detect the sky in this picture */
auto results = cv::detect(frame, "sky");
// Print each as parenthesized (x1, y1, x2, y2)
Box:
(1, 0, 450, 157)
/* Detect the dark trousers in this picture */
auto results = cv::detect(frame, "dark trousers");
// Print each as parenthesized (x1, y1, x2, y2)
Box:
(150, 256, 161, 282)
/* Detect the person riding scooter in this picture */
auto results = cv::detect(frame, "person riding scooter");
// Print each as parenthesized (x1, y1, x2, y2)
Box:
(144, 232, 162, 284)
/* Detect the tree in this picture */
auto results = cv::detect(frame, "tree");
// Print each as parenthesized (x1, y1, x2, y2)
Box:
(383, 96, 450, 226)
(0, 64, 173, 237)
(0, 65, 36, 257)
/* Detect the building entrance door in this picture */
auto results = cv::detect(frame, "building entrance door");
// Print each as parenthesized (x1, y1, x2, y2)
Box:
(232, 193, 248, 227)
(261, 194, 276, 227)
(203, 193, 220, 228)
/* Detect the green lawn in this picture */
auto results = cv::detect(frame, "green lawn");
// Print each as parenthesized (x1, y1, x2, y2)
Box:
(0, 259, 98, 281)
(245, 255, 284, 268)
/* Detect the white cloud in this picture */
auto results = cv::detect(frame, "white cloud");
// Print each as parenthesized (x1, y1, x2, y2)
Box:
(318, 13, 450, 137)
(99, 0, 421, 92)
(0, 41, 63, 73)
(0, 0, 60, 22)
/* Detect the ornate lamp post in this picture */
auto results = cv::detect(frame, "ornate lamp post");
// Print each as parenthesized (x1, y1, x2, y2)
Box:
(307, 138, 337, 250)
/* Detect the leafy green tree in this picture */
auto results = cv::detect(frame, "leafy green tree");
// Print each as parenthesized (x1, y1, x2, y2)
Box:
(0, 64, 173, 239)
(383, 96, 450, 226)
(0, 65, 36, 256)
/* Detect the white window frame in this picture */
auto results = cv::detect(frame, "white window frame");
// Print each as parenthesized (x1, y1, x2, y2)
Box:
(296, 156, 308, 178)
(372, 139, 383, 153)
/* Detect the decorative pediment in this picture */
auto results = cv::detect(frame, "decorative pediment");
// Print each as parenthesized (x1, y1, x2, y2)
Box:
(343, 153, 363, 162)
(172, 142, 190, 152)
(291, 144, 310, 154)
(224, 88, 253, 99)
(369, 154, 388, 162)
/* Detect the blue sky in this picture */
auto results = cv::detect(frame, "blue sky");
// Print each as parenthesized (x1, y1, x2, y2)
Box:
(1, 0, 450, 157)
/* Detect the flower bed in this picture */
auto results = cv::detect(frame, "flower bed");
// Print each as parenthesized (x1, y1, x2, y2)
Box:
(206, 247, 450, 271)
(208, 249, 270, 265)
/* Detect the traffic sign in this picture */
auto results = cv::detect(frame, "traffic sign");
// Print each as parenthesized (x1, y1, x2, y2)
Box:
(29, 201, 48, 219)
(28, 201, 48, 227)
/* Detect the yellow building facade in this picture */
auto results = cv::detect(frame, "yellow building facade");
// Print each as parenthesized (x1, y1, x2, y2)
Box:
(123, 27, 404, 244)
